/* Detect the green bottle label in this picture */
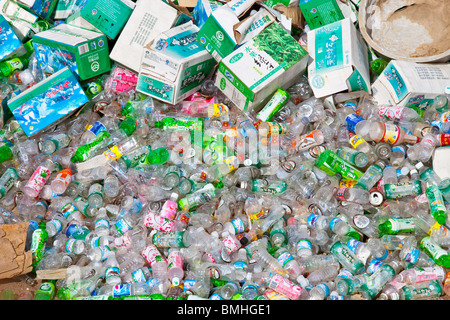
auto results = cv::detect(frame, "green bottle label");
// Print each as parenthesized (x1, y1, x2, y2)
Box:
(384, 180, 423, 199)
(420, 237, 449, 263)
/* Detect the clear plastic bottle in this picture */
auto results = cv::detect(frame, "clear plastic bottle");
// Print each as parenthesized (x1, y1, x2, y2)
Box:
(369, 121, 419, 145)
(309, 281, 335, 300)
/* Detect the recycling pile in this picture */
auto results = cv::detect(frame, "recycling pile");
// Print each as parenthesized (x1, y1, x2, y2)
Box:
(1, 0, 450, 301)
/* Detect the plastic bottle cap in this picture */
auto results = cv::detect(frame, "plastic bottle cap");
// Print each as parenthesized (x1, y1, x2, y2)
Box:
(172, 277, 180, 286)
(240, 237, 249, 246)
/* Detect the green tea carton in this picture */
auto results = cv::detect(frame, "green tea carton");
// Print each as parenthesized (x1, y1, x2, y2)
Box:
(307, 18, 370, 98)
(214, 22, 309, 113)
(136, 21, 215, 105)
(196, 0, 277, 62)
(15, 0, 58, 20)
(32, 24, 111, 80)
(65, 0, 135, 39)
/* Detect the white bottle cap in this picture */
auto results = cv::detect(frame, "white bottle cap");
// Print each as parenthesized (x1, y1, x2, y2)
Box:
(172, 277, 180, 286)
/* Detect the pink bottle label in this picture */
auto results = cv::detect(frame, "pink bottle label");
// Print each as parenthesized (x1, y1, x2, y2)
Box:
(268, 273, 302, 300)
(222, 235, 241, 254)
(168, 250, 184, 270)
(143, 210, 175, 232)
(26, 166, 51, 194)
(159, 200, 177, 220)
(141, 245, 166, 266)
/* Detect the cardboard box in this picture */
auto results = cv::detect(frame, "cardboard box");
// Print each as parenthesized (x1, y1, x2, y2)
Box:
(299, 0, 345, 30)
(215, 22, 309, 113)
(16, 0, 58, 20)
(54, 0, 77, 20)
(0, 15, 23, 61)
(109, 0, 179, 73)
(32, 24, 111, 81)
(0, 0, 38, 40)
(372, 60, 450, 114)
(65, 0, 135, 40)
(196, 0, 276, 62)
(192, 0, 223, 28)
(7, 66, 89, 136)
(136, 21, 215, 105)
(307, 18, 370, 98)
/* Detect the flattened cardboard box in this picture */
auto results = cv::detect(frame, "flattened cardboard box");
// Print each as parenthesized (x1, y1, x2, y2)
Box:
(307, 18, 370, 98)
(215, 22, 309, 113)
(136, 21, 215, 105)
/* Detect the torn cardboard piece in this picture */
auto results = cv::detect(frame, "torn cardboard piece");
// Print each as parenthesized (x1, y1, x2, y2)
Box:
(0, 222, 32, 280)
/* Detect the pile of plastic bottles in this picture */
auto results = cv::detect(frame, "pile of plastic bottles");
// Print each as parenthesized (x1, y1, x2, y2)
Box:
(2, 35, 450, 302)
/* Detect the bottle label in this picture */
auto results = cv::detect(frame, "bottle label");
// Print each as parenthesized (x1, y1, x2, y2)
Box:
(349, 134, 366, 149)
(367, 259, 384, 274)
(211, 103, 229, 118)
(296, 239, 312, 252)
(230, 217, 246, 234)
(317, 283, 331, 297)
(168, 250, 184, 271)
(222, 235, 241, 254)
(62, 203, 79, 220)
(64, 239, 77, 253)
(114, 218, 133, 235)
(131, 269, 148, 283)
(99, 246, 111, 261)
(381, 123, 400, 144)
(160, 200, 177, 220)
(403, 247, 420, 265)
(54, 169, 72, 190)
(346, 239, 361, 253)
(26, 166, 51, 194)
(379, 105, 404, 120)
(88, 121, 107, 136)
(104, 145, 123, 160)
(113, 284, 130, 297)
(264, 289, 289, 300)
(49, 218, 63, 234)
(142, 245, 165, 266)
(143, 211, 175, 232)
(276, 251, 294, 268)
(234, 260, 248, 270)
(345, 114, 364, 133)
(307, 214, 320, 228)
(389, 218, 415, 232)
(267, 273, 302, 300)
(95, 218, 110, 230)
(415, 267, 445, 283)
(247, 209, 265, 223)
(329, 218, 343, 233)
(421, 237, 449, 262)
(438, 134, 450, 146)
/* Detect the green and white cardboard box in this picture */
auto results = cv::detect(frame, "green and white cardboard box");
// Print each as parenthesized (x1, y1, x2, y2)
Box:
(32, 24, 111, 81)
(307, 18, 370, 98)
(136, 21, 216, 105)
(65, 0, 135, 40)
(109, 0, 179, 73)
(215, 22, 309, 114)
(196, 0, 276, 62)
(372, 60, 450, 111)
